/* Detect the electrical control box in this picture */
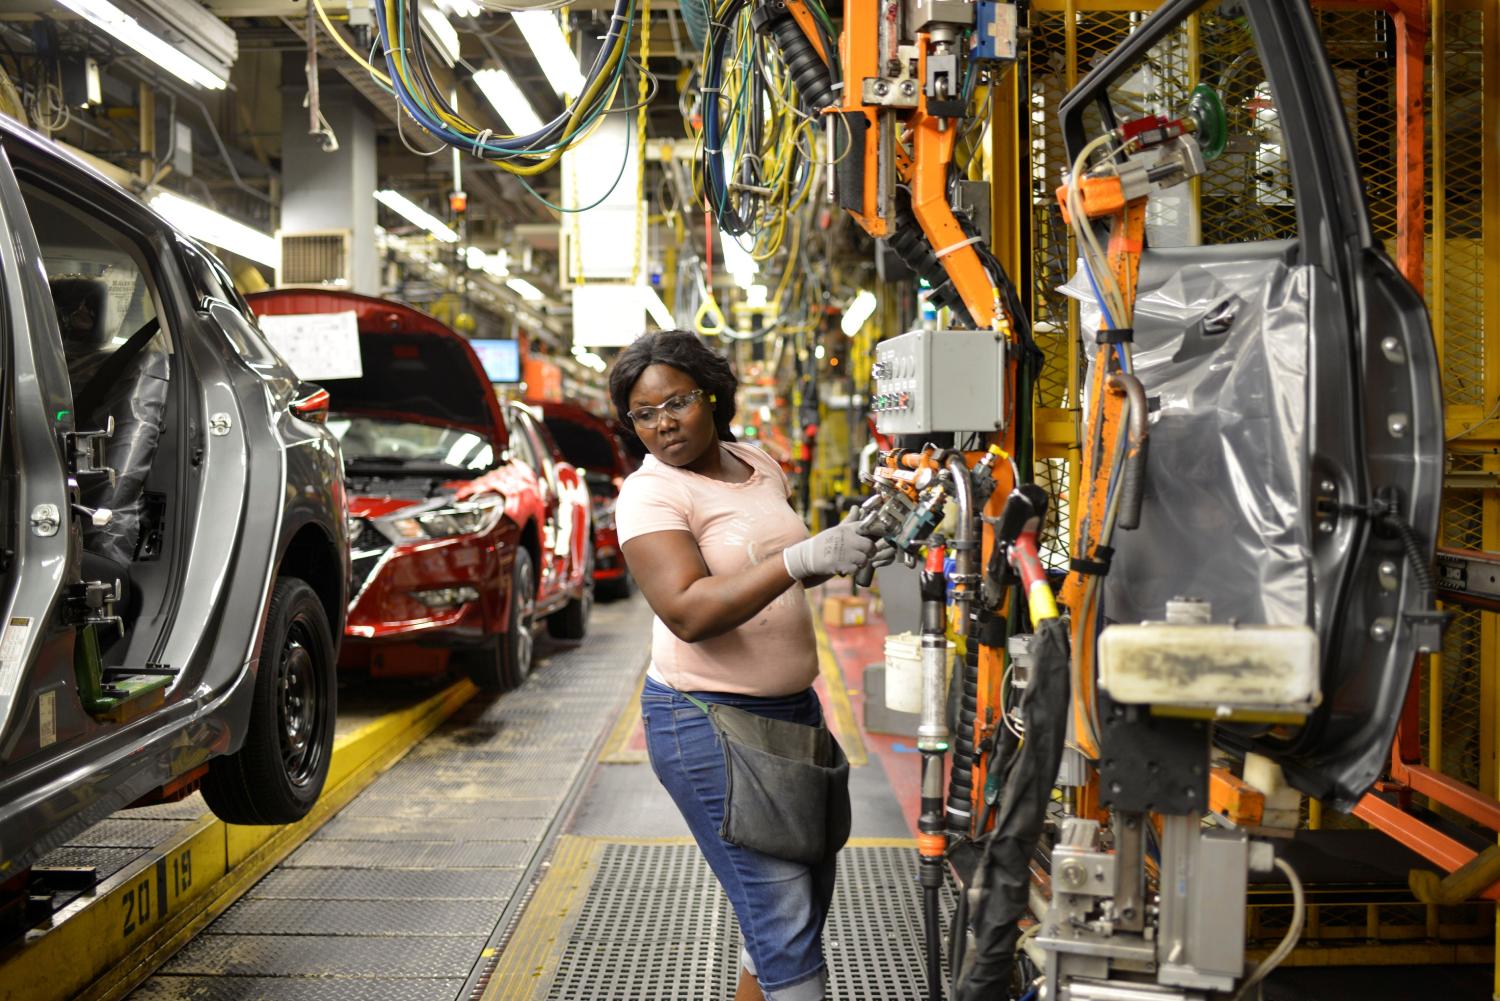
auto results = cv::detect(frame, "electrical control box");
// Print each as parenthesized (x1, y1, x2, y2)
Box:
(871, 328, 1006, 436)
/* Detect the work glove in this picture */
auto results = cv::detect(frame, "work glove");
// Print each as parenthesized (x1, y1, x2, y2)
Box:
(867, 539, 898, 570)
(783, 510, 878, 580)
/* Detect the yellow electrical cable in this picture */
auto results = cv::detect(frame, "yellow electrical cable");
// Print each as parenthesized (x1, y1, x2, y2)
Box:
(311, 0, 393, 88)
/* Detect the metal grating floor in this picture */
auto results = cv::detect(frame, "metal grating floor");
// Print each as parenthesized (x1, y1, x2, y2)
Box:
(545, 843, 956, 1001)
(129, 597, 653, 1000)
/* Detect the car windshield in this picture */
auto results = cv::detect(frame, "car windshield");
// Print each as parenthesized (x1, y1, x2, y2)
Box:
(329, 414, 494, 471)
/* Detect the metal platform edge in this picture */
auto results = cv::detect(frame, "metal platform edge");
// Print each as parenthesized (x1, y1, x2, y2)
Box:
(0, 678, 478, 1001)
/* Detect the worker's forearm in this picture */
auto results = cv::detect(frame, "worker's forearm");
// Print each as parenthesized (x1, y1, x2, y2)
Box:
(664, 554, 798, 643)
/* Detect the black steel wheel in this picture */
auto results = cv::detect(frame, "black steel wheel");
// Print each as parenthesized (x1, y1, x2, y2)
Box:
(202, 576, 336, 825)
(466, 547, 536, 691)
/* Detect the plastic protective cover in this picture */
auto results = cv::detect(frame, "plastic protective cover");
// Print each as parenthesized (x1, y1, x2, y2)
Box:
(1063, 251, 1311, 628)
(78, 340, 170, 567)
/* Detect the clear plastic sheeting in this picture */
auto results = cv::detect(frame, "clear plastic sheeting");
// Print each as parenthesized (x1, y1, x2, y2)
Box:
(79, 340, 171, 569)
(1063, 250, 1311, 627)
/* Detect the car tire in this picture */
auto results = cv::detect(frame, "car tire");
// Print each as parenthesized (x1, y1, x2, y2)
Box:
(202, 576, 336, 826)
(598, 572, 633, 602)
(548, 539, 593, 641)
(466, 548, 536, 691)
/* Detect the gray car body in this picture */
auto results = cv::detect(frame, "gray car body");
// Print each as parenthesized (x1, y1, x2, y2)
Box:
(0, 117, 348, 878)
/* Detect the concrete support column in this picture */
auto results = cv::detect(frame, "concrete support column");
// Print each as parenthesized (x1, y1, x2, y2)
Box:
(280, 68, 378, 295)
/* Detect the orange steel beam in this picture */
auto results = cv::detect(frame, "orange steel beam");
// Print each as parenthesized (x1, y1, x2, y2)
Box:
(1390, 0, 1429, 290)
(1390, 759, 1500, 832)
(836, 0, 889, 237)
(1210, 767, 1266, 827)
(909, 37, 998, 330)
(1353, 793, 1498, 897)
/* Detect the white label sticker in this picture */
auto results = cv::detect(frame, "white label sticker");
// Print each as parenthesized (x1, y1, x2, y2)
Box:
(38, 690, 56, 747)
(0, 616, 33, 699)
(257, 311, 364, 381)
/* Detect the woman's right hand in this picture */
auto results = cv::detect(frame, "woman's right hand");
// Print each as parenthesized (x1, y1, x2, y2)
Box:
(782, 512, 878, 580)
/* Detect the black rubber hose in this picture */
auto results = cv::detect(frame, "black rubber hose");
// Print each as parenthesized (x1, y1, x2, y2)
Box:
(924, 879, 943, 1001)
(766, 15, 835, 112)
(947, 608, 981, 836)
(888, 196, 973, 326)
(1386, 515, 1436, 600)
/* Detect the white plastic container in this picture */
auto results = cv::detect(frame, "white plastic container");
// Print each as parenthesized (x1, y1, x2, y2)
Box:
(885, 632, 955, 714)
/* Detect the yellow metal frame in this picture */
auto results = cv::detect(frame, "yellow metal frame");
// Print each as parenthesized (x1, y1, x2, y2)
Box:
(0, 680, 477, 1001)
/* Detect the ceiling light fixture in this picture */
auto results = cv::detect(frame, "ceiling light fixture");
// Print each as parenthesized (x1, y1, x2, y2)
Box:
(57, 0, 226, 89)
(718, 233, 758, 290)
(506, 277, 546, 301)
(512, 10, 585, 97)
(435, 0, 483, 16)
(374, 189, 459, 243)
(419, 4, 461, 66)
(841, 289, 878, 337)
(472, 67, 545, 136)
(148, 189, 277, 267)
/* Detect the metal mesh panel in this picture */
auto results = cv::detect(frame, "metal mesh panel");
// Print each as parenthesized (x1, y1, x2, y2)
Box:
(278, 232, 350, 286)
(1438, 10, 1486, 407)
(1439, 463, 1485, 790)
(544, 844, 955, 1001)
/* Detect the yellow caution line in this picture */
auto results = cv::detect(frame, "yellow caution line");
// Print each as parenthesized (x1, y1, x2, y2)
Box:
(482, 835, 603, 1001)
(483, 835, 914, 1000)
(0, 678, 477, 1001)
(598, 659, 649, 764)
(811, 601, 869, 767)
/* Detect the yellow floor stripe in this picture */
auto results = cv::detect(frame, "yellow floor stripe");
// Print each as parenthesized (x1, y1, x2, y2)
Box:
(811, 600, 869, 767)
(598, 660, 648, 764)
(482, 835, 603, 1001)
(1, 679, 476, 1001)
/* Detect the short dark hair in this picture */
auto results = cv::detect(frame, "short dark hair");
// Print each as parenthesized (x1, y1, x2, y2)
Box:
(608, 330, 738, 442)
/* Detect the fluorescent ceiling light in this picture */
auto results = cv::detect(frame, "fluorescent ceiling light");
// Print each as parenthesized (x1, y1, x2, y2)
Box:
(419, 4, 461, 66)
(148, 189, 276, 267)
(513, 11, 585, 97)
(374, 189, 459, 243)
(643, 287, 674, 329)
(841, 289, 878, 337)
(464, 245, 511, 277)
(507, 277, 545, 301)
(58, 0, 226, 90)
(718, 233, 758, 290)
(472, 68, 545, 136)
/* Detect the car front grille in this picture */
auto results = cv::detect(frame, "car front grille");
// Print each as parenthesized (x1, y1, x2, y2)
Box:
(350, 520, 391, 595)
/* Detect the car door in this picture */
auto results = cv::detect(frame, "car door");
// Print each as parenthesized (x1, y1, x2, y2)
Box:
(507, 406, 564, 601)
(1059, 0, 1441, 809)
(0, 142, 75, 762)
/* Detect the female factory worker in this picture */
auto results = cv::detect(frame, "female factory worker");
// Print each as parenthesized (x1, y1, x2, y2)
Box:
(611, 330, 876, 1001)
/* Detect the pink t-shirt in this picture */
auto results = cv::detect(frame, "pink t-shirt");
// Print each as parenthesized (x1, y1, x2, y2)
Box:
(615, 440, 818, 696)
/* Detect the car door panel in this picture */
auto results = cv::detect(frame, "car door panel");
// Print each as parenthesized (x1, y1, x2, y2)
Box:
(1060, 0, 1441, 808)
(0, 144, 79, 760)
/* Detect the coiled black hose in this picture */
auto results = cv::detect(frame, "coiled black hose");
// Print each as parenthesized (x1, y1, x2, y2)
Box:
(1385, 514, 1436, 600)
(888, 193, 974, 326)
(947, 607, 982, 836)
(765, 14, 835, 112)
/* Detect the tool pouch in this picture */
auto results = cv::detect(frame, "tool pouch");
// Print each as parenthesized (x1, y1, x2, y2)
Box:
(686, 694, 851, 866)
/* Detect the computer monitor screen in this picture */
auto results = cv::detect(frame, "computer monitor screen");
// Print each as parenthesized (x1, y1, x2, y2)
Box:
(470, 338, 520, 383)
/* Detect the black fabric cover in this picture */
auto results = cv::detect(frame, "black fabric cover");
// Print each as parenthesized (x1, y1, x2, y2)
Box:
(77, 342, 170, 568)
(708, 703, 852, 866)
(955, 616, 1071, 1001)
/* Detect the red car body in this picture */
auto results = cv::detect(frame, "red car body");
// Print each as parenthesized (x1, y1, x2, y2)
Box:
(246, 290, 592, 684)
(526, 399, 641, 595)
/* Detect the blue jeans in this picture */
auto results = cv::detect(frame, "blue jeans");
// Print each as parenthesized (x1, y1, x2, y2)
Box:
(642, 676, 836, 1001)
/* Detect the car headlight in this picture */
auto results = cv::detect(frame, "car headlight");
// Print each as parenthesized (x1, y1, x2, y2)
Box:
(385, 492, 505, 541)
